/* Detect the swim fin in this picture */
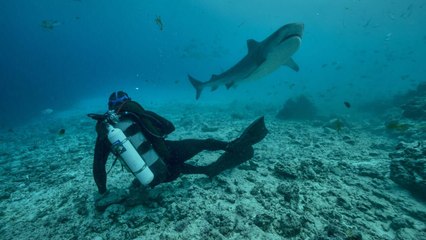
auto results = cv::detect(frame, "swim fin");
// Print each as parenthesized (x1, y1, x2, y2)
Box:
(226, 116, 268, 152)
(205, 146, 254, 178)
(179, 117, 268, 178)
(206, 116, 268, 177)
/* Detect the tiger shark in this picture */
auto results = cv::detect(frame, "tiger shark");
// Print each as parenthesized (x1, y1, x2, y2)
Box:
(188, 23, 304, 99)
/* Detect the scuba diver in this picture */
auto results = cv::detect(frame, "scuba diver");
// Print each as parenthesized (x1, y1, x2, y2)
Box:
(88, 91, 268, 199)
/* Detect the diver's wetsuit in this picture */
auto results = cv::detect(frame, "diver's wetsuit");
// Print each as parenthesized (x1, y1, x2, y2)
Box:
(93, 101, 229, 194)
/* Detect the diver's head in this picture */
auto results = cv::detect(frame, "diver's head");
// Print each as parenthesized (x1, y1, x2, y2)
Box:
(108, 91, 131, 110)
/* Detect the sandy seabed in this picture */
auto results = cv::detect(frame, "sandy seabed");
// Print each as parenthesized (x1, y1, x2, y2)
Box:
(0, 103, 425, 240)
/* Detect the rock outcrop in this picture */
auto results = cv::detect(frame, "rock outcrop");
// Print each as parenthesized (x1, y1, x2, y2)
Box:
(401, 96, 426, 120)
(389, 141, 426, 201)
(276, 95, 317, 120)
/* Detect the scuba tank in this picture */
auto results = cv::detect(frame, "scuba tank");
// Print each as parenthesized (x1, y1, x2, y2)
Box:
(107, 124, 154, 186)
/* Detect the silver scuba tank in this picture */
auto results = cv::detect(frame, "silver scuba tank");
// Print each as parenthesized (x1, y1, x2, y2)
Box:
(107, 124, 154, 186)
(110, 112, 169, 186)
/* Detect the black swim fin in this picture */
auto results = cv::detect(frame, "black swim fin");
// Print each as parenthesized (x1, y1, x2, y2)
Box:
(179, 147, 254, 178)
(226, 116, 268, 152)
(204, 146, 254, 178)
(205, 116, 268, 177)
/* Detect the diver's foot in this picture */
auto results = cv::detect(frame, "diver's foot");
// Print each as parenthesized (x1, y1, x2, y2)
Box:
(207, 145, 254, 178)
(225, 139, 240, 153)
(129, 178, 142, 190)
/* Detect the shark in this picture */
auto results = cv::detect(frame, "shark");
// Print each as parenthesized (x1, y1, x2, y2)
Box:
(188, 23, 304, 100)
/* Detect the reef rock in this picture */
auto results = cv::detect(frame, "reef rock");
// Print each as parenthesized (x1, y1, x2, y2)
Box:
(94, 189, 128, 212)
(389, 141, 426, 201)
(401, 96, 426, 120)
(392, 82, 426, 120)
(276, 95, 317, 120)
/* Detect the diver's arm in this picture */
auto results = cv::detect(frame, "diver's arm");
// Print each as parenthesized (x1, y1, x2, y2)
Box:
(144, 111, 175, 134)
(93, 122, 110, 194)
(122, 101, 175, 134)
(120, 101, 173, 159)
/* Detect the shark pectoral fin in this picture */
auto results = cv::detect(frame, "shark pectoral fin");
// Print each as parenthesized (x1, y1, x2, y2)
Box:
(225, 82, 235, 89)
(210, 74, 219, 81)
(285, 58, 300, 72)
(210, 75, 221, 91)
(247, 39, 260, 53)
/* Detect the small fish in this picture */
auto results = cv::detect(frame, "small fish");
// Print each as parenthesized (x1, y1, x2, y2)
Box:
(385, 121, 411, 132)
(326, 118, 344, 132)
(363, 18, 372, 28)
(41, 20, 61, 30)
(400, 74, 410, 80)
(385, 33, 392, 41)
(41, 108, 54, 115)
(344, 101, 351, 108)
(201, 126, 219, 132)
(58, 129, 66, 135)
(155, 16, 163, 31)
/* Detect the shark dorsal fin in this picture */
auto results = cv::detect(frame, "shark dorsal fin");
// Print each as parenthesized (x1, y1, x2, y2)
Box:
(247, 39, 259, 53)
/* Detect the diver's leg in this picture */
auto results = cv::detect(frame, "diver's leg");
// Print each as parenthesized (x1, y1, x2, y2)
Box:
(181, 117, 267, 177)
(165, 139, 228, 164)
(171, 117, 268, 177)
(179, 146, 255, 177)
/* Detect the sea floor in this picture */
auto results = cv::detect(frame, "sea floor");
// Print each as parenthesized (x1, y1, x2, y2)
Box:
(0, 103, 425, 240)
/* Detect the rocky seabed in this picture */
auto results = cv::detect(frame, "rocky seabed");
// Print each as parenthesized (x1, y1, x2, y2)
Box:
(0, 106, 425, 240)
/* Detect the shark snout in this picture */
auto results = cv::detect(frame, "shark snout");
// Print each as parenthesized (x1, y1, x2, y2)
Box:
(278, 23, 304, 44)
(289, 23, 304, 37)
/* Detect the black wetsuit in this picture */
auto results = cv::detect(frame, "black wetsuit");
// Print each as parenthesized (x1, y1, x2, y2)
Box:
(93, 101, 229, 194)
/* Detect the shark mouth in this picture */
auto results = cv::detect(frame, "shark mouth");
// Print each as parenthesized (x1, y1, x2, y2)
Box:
(280, 34, 302, 44)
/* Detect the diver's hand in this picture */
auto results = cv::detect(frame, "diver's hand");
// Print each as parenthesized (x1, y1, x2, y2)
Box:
(94, 189, 110, 202)
(93, 188, 128, 212)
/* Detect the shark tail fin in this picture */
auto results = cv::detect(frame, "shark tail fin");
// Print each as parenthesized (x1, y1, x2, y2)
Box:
(188, 75, 203, 100)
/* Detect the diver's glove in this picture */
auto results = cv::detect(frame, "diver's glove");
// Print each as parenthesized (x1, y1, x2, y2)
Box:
(94, 189, 110, 202)
(94, 188, 128, 212)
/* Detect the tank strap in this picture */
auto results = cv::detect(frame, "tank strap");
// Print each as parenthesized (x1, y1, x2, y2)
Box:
(107, 156, 119, 174)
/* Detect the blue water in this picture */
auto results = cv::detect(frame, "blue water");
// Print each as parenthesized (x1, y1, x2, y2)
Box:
(1, 0, 425, 126)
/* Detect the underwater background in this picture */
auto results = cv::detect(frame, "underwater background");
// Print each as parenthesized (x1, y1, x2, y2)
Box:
(1, 1, 426, 240)
(1, 0, 425, 126)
